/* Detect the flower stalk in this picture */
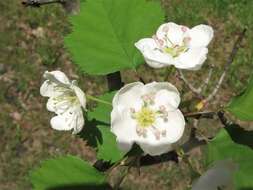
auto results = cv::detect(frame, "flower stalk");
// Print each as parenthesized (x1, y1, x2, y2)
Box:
(86, 94, 112, 106)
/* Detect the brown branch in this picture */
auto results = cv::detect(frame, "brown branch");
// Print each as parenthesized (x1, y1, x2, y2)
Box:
(22, 0, 66, 7)
(204, 28, 247, 103)
(184, 111, 217, 119)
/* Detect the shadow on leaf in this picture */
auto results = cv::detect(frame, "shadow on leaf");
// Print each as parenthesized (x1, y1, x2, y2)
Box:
(78, 118, 109, 148)
(225, 123, 253, 149)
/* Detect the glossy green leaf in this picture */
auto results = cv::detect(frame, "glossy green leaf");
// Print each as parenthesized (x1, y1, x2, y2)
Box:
(227, 76, 253, 120)
(207, 129, 253, 189)
(96, 125, 124, 163)
(64, 0, 164, 75)
(30, 155, 107, 190)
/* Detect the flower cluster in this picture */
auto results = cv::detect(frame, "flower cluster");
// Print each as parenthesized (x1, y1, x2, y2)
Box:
(40, 21, 214, 156)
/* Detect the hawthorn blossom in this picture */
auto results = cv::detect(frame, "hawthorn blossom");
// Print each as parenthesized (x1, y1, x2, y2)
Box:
(40, 71, 86, 134)
(135, 22, 214, 70)
(111, 82, 185, 156)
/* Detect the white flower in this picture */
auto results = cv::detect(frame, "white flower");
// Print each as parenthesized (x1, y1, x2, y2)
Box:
(135, 22, 213, 70)
(40, 70, 86, 134)
(111, 82, 185, 156)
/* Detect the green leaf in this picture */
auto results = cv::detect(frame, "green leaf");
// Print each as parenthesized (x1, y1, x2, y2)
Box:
(88, 92, 115, 124)
(227, 76, 253, 120)
(207, 129, 253, 189)
(64, 0, 165, 75)
(30, 155, 108, 190)
(96, 125, 125, 163)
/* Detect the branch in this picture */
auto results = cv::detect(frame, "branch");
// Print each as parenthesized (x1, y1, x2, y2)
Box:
(197, 64, 214, 93)
(204, 28, 247, 103)
(22, 0, 66, 7)
(184, 111, 217, 119)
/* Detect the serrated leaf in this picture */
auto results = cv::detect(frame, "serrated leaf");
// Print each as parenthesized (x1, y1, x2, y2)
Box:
(88, 92, 115, 124)
(207, 129, 253, 189)
(64, 0, 165, 75)
(30, 155, 108, 190)
(96, 125, 125, 163)
(227, 76, 253, 121)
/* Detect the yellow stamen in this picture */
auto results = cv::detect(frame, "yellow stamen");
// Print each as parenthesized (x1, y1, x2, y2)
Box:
(134, 107, 156, 128)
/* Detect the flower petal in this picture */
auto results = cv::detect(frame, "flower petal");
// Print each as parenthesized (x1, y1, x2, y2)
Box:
(111, 107, 137, 153)
(157, 109, 185, 143)
(72, 85, 86, 109)
(175, 47, 208, 70)
(40, 80, 56, 97)
(112, 82, 143, 109)
(139, 142, 173, 156)
(166, 22, 185, 45)
(43, 70, 71, 87)
(188, 25, 214, 48)
(136, 109, 185, 155)
(135, 38, 174, 68)
(50, 107, 84, 134)
(144, 82, 180, 109)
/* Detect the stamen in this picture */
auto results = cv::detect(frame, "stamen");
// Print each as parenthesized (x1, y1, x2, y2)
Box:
(151, 126, 161, 140)
(181, 26, 188, 33)
(162, 25, 169, 33)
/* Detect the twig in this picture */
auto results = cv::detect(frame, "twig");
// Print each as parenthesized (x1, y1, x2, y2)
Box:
(184, 111, 217, 119)
(204, 29, 247, 103)
(22, 0, 66, 7)
(197, 64, 214, 93)
(178, 69, 202, 97)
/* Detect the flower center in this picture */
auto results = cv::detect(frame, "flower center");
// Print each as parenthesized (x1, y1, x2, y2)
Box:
(153, 25, 191, 58)
(135, 107, 156, 128)
(130, 93, 170, 140)
(163, 45, 188, 58)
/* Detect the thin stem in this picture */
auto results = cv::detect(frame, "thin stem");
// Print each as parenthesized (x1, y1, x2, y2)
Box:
(86, 94, 112, 106)
(197, 64, 214, 93)
(178, 69, 202, 97)
(204, 28, 246, 103)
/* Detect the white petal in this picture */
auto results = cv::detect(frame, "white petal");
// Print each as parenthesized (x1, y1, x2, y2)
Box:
(112, 82, 143, 109)
(135, 109, 185, 156)
(40, 80, 56, 97)
(50, 107, 84, 134)
(158, 109, 185, 143)
(162, 22, 185, 45)
(144, 82, 180, 109)
(72, 85, 86, 109)
(111, 107, 137, 152)
(135, 38, 174, 68)
(175, 47, 208, 70)
(139, 142, 173, 156)
(188, 25, 214, 48)
(156, 23, 169, 39)
(43, 70, 71, 86)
